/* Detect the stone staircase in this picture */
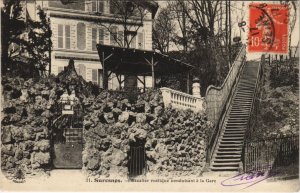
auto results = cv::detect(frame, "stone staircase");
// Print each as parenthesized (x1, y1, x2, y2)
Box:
(210, 61, 260, 171)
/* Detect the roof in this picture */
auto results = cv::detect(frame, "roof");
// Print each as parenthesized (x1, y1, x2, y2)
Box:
(96, 44, 194, 76)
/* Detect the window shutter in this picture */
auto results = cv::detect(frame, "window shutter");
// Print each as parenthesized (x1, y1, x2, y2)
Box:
(138, 32, 144, 49)
(77, 23, 86, 50)
(117, 31, 124, 46)
(79, 64, 86, 80)
(65, 25, 71, 49)
(92, 69, 98, 84)
(92, 1, 96, 12)
(92, 28, 97, 51)
(58, 24, 63, 48)
(58, 66, 64, 74)
(98, 1, 104, 12)
(110, 26, 118, 46)
(130, 35, 136, 48)
(109, 0, 117, 14)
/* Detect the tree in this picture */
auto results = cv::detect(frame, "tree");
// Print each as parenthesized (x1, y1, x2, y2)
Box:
(167, 1, 192, 52)
(167, 0, 231, 89)
(1, 0, 52, 77)
(152, 6, 176, 54)
(27, 8, 52, 76)
(95, 0, 153, 48)
(1, 0, 27, 74)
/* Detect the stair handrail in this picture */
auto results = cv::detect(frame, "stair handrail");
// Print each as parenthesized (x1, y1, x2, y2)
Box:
(241, 54, 265, 172)
(205, 44, 246, 122)
(205, 44, 247, 163)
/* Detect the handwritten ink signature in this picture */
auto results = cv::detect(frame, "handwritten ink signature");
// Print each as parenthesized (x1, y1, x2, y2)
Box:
(221, 168, 278, 190)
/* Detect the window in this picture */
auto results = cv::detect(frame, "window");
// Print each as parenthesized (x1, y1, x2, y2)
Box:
(92, 0, 104, 13)
(99, 29, 104, 44)
(138, 32, 144, 49)
(57, 24, 71, 49)
(110, 26, 118, 46)
(92, 69, 98, 84)
(92, 28, 105, 51)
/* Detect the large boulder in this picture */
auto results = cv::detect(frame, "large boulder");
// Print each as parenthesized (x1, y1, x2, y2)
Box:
(31, 152, 50, 165)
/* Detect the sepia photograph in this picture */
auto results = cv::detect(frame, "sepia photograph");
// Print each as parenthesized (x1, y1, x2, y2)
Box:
(0, 0, 299, 192)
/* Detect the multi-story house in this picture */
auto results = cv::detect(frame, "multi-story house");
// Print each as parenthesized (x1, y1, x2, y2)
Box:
(26, 0, 158, 89)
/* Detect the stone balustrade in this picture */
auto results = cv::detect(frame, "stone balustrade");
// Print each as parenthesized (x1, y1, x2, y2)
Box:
(160, 87, 206, 113)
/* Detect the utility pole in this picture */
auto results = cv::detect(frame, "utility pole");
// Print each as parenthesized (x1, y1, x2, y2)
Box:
(225, 0, 228, 52)
(228, 0, 231, 64)
(182, 5, 187, 53)
(225, 0, 230, 63)
(220, 1, 222, 35)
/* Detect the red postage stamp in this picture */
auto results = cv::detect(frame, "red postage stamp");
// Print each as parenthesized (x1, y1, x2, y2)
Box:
(248, 3, 289, 53)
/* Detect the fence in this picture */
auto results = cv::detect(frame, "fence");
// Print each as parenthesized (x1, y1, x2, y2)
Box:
(243, 135, 299, 172)
(244, 54, 265, 141)
(128, 141, 146, 177)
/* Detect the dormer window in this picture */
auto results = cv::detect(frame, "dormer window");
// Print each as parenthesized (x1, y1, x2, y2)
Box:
(92, 0, 104, 13)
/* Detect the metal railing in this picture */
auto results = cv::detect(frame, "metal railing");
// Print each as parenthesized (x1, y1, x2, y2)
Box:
(128, 142, 146, 177)
(243, 54, 265, 142)
(205, 44, 246, 162)
(205, 44, 246, 123)
(243, 135, 299, 172)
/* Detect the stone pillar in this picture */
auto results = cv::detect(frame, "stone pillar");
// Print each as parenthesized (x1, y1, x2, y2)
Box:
(192, 77, 201, 97)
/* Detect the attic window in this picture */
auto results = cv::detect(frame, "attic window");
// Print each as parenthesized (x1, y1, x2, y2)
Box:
(92, 0, 104, 13)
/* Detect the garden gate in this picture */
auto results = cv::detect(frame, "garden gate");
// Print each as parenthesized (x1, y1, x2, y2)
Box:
(52, 93, 84, 169)
(128, 140, 146, 177)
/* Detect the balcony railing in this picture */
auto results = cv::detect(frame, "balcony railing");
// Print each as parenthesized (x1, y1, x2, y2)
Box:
(160, 87, 206, 113)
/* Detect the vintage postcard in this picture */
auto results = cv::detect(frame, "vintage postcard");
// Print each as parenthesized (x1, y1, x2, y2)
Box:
(0, 0, 299, 192)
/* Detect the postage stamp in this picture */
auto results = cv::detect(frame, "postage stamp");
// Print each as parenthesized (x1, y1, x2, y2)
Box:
(248, 3, 289, 53)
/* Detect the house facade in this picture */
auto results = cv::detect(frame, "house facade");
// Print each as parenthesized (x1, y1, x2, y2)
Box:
(27, 0, 157, 89)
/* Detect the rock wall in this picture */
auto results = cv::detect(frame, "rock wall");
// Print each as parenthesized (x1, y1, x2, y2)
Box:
(1, 66, 213, 179)
(82, 89, 213, 177)
(1, 63, 100, 179)
(1, 76, 56, 177)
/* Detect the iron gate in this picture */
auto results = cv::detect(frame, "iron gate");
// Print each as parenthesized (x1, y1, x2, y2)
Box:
(52, 103, 84, 169)
(128, 141, 146, 177)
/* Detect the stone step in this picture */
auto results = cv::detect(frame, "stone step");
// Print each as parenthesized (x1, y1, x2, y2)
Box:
(222, 134, 244, 138)
(218, 147, 242, 151)
(211, 162, 240, 166)
(225, 124, 247, 127)
(213, 158, 241, 163)
(228, 115, 249, 118)
(210, 166, 239, 171)
(225, 120, 248, 123)
(224, 131, 245, 134)
(221, 137, 244, 141)
(215, 154, 241, 158)
(216, 151, 242, 155)
(225, 123, 248, 126)
(229, 111, 250, 113)
(218, 145, 243, 149)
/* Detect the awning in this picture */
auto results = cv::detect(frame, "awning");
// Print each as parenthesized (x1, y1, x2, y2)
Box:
(96, 44, 194, 76)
